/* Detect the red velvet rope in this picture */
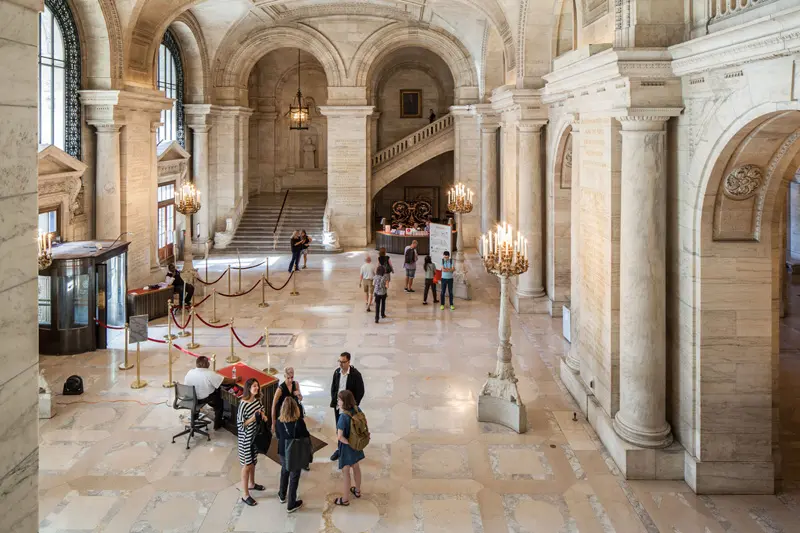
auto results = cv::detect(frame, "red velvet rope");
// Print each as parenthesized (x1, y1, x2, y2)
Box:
(231, 260, 266, 271)
(232, 327, 265, 348)
(170, 307, 192, 330)
(217, 278, 262, 298)
(195, 267, 229, 285)
(173, 342, 200, 358)
(193, 293, 211, 307)
(147, 337, 167, 344)
(194, 312, 230, 329)
(265, 270, 295, 291)
(93, 318, 125, 330)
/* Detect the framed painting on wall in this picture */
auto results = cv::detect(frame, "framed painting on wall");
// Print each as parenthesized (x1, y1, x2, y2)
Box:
(400, 90, 422, 118)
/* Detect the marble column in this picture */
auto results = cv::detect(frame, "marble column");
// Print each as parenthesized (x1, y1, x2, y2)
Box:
(480, 120, 499, 235)
(613, 116, 673, 449)
(565, 120, 581, 373)
(190, 124, 212, 250)
(515, 122, 547, 309)
(91, 122, 123, 239)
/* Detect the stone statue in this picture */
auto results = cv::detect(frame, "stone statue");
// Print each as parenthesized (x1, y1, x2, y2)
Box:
(322, 204, 341, 251)
(213, 217, 235, 249)
(39, 369, 55, 419)
(302, 137, 317, 169)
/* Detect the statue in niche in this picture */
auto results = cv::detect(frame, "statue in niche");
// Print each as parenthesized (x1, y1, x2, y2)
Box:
(302, 137, 317, 169)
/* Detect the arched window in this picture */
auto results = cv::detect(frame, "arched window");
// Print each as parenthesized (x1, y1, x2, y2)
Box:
(156, 30, 185, 147)
(38, 0, 81, 158)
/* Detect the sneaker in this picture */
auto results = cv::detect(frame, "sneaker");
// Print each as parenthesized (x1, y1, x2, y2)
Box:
(404, 288, 410, 293)
(366, 307, 371, 312)
(288, 500, 304, 513)
(278, 493, 286, 504)
(450, 305, 455, 310)
(409, 289, 415, 292)
(330, 450, 340, 461)
(440, 305, 445, 310)
(423, 301, 428, 305)
(375, 319, 379, 324)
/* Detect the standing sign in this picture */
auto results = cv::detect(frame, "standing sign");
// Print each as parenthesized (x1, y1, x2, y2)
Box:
(128, 315, 149, 344)
(429, 223, 452, 267)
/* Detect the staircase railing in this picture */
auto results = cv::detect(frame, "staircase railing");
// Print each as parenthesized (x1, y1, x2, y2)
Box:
(372, 114, 454, 168)
(273, 189, 290, 235)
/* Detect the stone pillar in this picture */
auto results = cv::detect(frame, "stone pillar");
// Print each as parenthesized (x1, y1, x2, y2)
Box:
(565, 120, 581, 373)
(0, 1, 39, 530)
(91, 123, 123, 239)
(612, 115, 673, 449)
(189, 124, 212, 251)
(451, 106, 481, 251)
(319, 105, 374, 247)
(480, 119, 500, 235)
(370, 111, 381, 155)
(514, 121, 548, 313)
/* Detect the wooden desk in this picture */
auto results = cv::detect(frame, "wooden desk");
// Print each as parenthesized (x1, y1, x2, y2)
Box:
(374, 231, 457, 256)
(218, 363, 279, 435)
(126, 285, 173, 321)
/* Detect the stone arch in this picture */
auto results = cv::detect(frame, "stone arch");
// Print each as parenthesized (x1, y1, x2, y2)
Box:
(273, 61, 328, 102)
(547, 118, 573, 315)
(691, 104, 800, 491)
(170, 12, 210, 104)
(516, 0, 557, 86)
(353, 23, 478, 96)
(551, 0, 577, 59)
(214, 24, 346, 97)
(70, 0, 122, 89)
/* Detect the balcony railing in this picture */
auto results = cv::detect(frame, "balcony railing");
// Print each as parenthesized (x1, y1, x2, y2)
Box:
(371, 114, 454, 168)
(710, 0, 778, 22)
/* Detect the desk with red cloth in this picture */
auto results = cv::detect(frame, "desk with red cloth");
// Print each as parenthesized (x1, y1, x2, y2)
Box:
(126, 284, 173, 320)
(218, 362, 279, 435)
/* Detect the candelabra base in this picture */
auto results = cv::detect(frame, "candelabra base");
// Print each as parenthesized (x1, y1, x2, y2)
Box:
(477, 365, 527, 433)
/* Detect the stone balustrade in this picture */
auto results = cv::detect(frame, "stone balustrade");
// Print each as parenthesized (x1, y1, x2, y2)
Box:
(710, 0, 776, 21)
(371, 114, 454, 168)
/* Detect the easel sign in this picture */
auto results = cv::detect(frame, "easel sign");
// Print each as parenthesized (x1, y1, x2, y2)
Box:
(429, 223, 451, 268)
(129, 315, 149, 343)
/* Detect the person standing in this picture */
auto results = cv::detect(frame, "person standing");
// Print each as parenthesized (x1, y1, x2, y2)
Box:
(377, 247, 393, 282)
(422, 255, 438, 305)
(403, 240, 418, 293)
(289, 230, 303, 273)
(429, 109, 436, 123)
(271, 367, 304, 433)
(300, 229, 312, 269)
(440, 250, 455, 310)
(237, 378, 266, 506)
(167, 263, 194, 306)
(373, 265, 389, 323)
(183, 355, 239, 429)
(333, 390, 365, 507)
(359, 255, 375, 312)
(276, 397, 310, 513)
(329, 352, 365, 461)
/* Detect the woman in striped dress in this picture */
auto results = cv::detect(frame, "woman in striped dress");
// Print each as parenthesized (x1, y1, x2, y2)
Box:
(237, 378, 266, 506)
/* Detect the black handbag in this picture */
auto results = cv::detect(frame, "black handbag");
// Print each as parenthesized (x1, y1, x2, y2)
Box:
(252, 413, 272, 455)
(282, 422, 312, 471)
(63, 375, 83, 395)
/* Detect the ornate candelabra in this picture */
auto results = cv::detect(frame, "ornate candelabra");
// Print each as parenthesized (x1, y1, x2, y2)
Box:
(477, 222, 529, 433)
(447, 182, 474, 299)
(38, 232, 53, 271)
(175, 181, 201, 281)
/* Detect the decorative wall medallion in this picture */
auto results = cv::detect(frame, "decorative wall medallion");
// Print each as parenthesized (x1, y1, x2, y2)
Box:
(564, 149, 572, 168)
(723, 164, 762, 200)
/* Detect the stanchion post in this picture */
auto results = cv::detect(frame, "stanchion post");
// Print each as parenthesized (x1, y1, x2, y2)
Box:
(226, 317, 240, 363)
(178, 286, 190, 337)
(209, 289, 220, 323)
(164, 301, 177, 340)
(163, 337, 175, 388)
(237, 249, 242, 295)
(290, 271, 299, 296)
(227, 265, 231, 295)
(258, 275, 269, 308)
(131, 342, 147, 389)
(187, 307, 200, 349)
(266, 256, 270, 282)
(119, 323, 133, 370)
(211, 353, 216, 371)
(264, 326, 277, 375)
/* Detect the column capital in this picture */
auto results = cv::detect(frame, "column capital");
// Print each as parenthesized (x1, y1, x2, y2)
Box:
(189, 124, 212, 134)
(318, 105, 374, 118)
(150, 121, 161, 134)
(517, 120, 547, 133)
(88, 121, 122, 133)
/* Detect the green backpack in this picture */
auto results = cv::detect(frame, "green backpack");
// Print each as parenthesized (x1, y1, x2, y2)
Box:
(345, 409, 370, 451)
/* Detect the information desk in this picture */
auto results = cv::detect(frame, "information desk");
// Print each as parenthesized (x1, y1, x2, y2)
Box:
(127, 285, 172, 321)
(375, 231, 457, 256)
(218, 363, 279, 435)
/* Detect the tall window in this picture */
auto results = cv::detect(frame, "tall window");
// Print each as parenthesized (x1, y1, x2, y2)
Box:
(156, 30, 185, 147)
(157, 183, 176, 262)
(38, 0, 81, 158)
(39, 207, 59, 238)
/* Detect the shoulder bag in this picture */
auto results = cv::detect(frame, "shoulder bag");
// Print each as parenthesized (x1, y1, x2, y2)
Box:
(283, 422, 312, 471)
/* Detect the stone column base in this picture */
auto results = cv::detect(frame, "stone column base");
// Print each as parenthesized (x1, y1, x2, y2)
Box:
(547, 298, 567, 317)
(477, 374, 527, 433)
(454, 277, 472, 300)
(684, 455, 774, 494)
(509, 286, 549, 314)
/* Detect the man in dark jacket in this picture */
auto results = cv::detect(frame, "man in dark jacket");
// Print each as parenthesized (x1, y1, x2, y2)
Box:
(329, 351, 365, 461)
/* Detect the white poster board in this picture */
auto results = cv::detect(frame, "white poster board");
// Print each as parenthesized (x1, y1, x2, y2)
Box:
(429, 223, 452, 267)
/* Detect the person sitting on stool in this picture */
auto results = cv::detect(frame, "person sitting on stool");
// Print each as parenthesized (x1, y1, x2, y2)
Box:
(183, 355, 240, 430)
(167, 262, 194, 307)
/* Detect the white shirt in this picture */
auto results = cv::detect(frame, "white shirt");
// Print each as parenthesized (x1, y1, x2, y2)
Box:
(338, 368, 350, 395)
(360, 263, 374, 280)
(183, 368, 224, 400)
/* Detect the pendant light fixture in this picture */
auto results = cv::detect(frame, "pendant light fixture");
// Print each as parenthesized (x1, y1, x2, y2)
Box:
(289, 49, 309, 130)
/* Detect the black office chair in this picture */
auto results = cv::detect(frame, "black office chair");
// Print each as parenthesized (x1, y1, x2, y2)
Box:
(172, 383, 211, 449)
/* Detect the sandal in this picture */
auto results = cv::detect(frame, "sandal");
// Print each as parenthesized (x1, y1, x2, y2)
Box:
(350, 487, 361, 498)
(250, 484, 265, 491)
(334, 497, 350, 506)
(242, 496, 257, 506)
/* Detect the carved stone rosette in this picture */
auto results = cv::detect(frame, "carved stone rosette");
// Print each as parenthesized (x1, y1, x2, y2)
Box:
(723, 164, 762, 200)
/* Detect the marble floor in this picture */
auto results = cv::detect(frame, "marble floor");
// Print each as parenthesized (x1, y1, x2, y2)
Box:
(38, 250, 800, 533)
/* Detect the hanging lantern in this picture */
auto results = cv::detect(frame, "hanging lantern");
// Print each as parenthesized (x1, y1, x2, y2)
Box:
(288, 50, 309, 130)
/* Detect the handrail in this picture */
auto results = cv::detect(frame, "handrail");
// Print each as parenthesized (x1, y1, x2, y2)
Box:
(709, 0, 775, 22)
(273, 189, 290, 235)
(372, 114, 454, 168)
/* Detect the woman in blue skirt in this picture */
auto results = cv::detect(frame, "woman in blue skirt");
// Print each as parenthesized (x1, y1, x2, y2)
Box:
(333, 390, 365, 506)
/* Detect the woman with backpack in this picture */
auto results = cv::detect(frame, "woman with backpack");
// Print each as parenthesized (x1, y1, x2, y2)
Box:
(377, 247, 393, 281)
(334, 389, 367, 506)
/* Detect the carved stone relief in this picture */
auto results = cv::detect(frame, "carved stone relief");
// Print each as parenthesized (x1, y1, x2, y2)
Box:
(713, 164, 763, 241)
(723, 164, 762, 200)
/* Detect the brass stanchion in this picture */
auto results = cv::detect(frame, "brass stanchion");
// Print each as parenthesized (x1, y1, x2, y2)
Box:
(163, 337, 175, 388)
(227, 265, 231, 295)
(119, 323, 133, 370)
(211, 353, 217, 371)
(263, 326, 277, 375)
(290, 271, 299, 296)
(130, 342, 147, 389)
(209, 289, 220, 323)
(177, 285, 190, 337)
(187, 307, 200, 349)
(265, 256, 270, 283)
(237, 249, 242, 294)
(258, 275, 269, 308)
(226, 317, 240, 363)
(164, 301, 177, 340)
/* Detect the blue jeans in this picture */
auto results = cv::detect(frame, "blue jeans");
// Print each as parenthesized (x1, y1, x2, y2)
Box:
(440, 278, 454, 305)
(289, 250, 301, 272)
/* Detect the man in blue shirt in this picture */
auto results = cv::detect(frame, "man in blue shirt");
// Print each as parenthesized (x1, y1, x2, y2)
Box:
(440, 251, 455, 310)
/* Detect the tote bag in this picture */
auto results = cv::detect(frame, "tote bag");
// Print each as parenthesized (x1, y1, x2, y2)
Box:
(283, 422, 312, 471)
(433, 269, 442, 284)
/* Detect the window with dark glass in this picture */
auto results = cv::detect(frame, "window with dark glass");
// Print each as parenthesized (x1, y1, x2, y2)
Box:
(158, 182, 176, 262)
(156, 30, 185, 147)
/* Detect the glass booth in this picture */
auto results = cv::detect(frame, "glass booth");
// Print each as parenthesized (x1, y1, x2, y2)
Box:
(39, 241, 129, 355)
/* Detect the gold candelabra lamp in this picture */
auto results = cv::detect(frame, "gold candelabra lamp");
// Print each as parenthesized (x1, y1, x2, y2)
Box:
(480, 222, 528, 277)
(447, 182, 474, 214)
(175, 181, 201, 216)
(37, 231, 53, 270)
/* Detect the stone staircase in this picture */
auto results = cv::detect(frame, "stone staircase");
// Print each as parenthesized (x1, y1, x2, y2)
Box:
(213, 192, 334, 255)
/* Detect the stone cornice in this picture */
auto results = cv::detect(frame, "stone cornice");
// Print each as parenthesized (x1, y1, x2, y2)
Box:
(214, 106, 255, 118)
(490, 87, 547, 122)
(670, 4, 800, 76)
(449, 105, 477, 117)
(318, 105, 375, 118)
